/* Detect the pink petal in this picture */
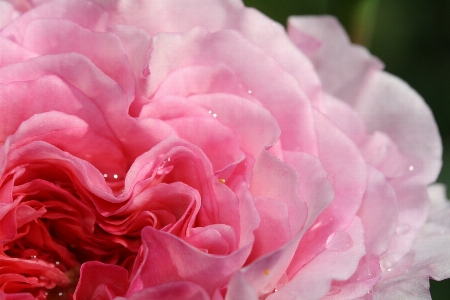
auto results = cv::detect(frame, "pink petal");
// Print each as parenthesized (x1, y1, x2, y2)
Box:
(9, 111, 127, 178)
(373, 275, 431, 300)
(358, 167, 397, 256)
(0, 37, 36, 67)
(97, 0, 321, 103)
(247, 197, 291, 262)
(152, 65, 251, 101)
(127, 226, 251, 296)
(325, 254, 382, 300)
(225, 233, 302, 298)
(0, 54, 127, 140)
(147, 27, 317, 154)
(320, 92, 367, 145)
(124, 281, 209, 300)
(95, 0, 243, 36)
(107, 24, 152, 93)
(225, 272, 258, 300)
(22, 18, 136, 102)
(355, 71, 442, 184)
(282, 151, 334, 230)
(271, 217, 366, 300)
(166, 116, 245, 172)
(360, 131, 409, 178)
(287, 16, 383, 106)
(75, 261, 129, 299)
(190, 93, 281, 159)
(1, 0, 108, 43)
(249, 150, 307, 236)
(0, 1, 17, 30)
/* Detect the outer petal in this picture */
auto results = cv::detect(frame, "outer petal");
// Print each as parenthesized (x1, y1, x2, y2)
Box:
(95, 0, 321, 103)
(373, 276, 431, 300)
(0, 0, 108, 43)
(356, 71, 442, 184)
(287, 16, 383, 106)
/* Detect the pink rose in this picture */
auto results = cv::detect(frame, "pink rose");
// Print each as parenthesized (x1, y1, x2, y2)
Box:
(0, 0, 447, 299)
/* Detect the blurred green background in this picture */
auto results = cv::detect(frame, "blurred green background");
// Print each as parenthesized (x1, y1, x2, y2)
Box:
(243, 0, 450, 298)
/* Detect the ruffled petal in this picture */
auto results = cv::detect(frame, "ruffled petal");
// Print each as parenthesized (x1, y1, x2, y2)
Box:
(128, 226, 251, 296)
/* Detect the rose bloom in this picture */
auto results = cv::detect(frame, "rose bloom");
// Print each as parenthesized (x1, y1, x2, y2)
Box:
(0, 0, 448, 299)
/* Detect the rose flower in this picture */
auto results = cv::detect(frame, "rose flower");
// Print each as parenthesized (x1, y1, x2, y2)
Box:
(0, 0, 448, 299)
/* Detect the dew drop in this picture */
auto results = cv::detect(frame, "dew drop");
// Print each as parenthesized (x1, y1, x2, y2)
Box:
(396, 224, 410, 235)
(219, 178, 226, 184)
(326, 231, 353, 251)
(380, 258, 393, 271)
(113, 174, 118, 179)
(208, 110, 217, 118)
(247, 90, 252, 94)
(157, 159, 174, 176)
(409, 165, 414, 171)
(103, 174, 108, 178)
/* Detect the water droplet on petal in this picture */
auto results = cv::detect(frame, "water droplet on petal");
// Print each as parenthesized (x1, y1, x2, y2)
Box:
(103, 174, 108, 178)
(396, 224, 410, 235)
(157, 159, 174, 176)
(380, 258, 393, 271)
(208, 110, 217, 118)
(409, 165, 414, 171)
(326, 231, 353, 251)
(219, 178, 226, 184)
(247, 90, 252, 94)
